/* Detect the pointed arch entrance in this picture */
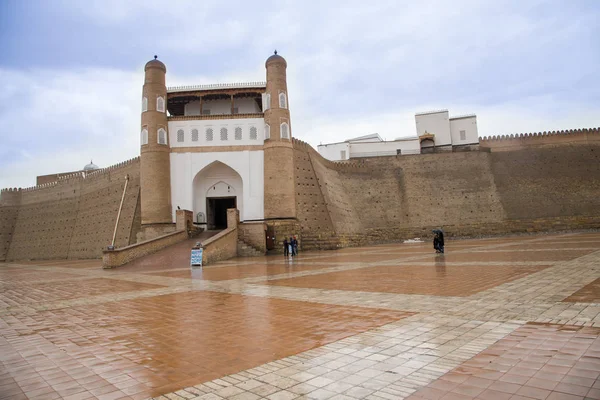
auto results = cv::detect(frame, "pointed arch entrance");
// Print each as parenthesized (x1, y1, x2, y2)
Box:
(193, 161, 243, 230)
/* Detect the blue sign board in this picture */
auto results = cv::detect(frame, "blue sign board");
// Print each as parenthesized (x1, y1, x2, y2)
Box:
(191, 248, 203, 267)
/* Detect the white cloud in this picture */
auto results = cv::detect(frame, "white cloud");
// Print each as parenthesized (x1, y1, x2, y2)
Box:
(0, 67, 142, 189)
(1, 0, 598, 189)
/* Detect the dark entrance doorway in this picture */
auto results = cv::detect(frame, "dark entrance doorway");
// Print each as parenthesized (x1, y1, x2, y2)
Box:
(206, 197, 236, 230)
(266, 225, 275, 250)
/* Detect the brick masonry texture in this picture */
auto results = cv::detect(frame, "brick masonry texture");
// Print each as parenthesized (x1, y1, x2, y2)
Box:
(1, 158, 141, 261)
(102, 229, 188, 268)
(202, 228, 238, 265)
(1, 130, 599, 261)
(238, 221, 267, 253)
(292, 136, 600, 250)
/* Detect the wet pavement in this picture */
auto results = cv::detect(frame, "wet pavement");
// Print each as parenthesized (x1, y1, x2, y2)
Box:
(1, 232, 600, 400)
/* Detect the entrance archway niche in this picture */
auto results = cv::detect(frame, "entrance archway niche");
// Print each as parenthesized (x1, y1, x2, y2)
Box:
(193, 161, 243, 230)
(419, 133, 435, 154)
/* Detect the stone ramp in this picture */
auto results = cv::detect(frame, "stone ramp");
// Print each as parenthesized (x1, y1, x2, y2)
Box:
(111, 230, 221, 272)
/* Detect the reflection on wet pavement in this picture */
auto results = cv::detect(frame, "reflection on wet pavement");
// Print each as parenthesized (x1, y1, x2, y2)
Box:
(261, 263, 551, 297)
(0, 232, 599, 399)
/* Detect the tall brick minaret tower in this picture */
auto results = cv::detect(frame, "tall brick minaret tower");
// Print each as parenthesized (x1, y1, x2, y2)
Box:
(140, 56, 172, 233)
(263, 51, 297, 220)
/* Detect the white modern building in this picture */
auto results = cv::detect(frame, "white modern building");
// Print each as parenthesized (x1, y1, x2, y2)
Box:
(318, 110, 479, 161)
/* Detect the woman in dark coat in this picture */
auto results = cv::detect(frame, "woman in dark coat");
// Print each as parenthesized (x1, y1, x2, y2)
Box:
(433, 231, 445, 254)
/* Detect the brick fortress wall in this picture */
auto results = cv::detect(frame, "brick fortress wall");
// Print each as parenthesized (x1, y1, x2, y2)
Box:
(0, 158, 141, 261)
(293, 128, 600, 249)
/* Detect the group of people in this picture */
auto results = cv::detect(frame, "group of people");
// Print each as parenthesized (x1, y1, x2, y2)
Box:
(283, 236, 298, 257)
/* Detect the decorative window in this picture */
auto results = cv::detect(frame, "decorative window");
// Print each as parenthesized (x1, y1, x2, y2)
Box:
(142, 97, 148, 112)
(141, 128, 148, 145)
(234, 127, 242, 140)
(157, 128, 167, 145)
(202, 109, 211, 115)
(156, 96, 165, 113)
(232, 107, 239, 114)
(264, 124, 270, 140)
(341, 150, 346, 159)
(279, 92, 287, 109)
(206, 128, 214, 141)
(191, 129, 199, 142)
(177, 129, 184, 142)
(280, 122, 290, 139)
(264, 93, 271, 111)
(460, 130, 466, 141)
(220, 127, 228, 141)
(249, 126, 257, 140)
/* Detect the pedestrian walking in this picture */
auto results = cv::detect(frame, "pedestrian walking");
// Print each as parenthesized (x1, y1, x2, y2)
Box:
(283, 238, 289, 257)
(433, 229, 445, 254)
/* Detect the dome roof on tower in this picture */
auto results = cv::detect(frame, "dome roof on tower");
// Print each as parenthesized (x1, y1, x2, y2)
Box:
(265, 50, 287, 67)
(145, 56, 166, 72)
(83, 160, 99, 171)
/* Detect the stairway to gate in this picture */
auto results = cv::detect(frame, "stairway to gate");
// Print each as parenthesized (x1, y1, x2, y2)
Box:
(237, 239, 264, 257)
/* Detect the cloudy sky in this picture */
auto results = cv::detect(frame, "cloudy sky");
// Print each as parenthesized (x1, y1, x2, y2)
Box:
(0, 0, 598, 189)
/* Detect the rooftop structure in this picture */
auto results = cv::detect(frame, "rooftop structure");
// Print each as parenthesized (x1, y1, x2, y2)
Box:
(318, 109, 479, 160)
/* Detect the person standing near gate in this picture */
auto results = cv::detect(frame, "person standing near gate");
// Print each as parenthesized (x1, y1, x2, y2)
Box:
(283, 238, 289, 257)
(292, 236, 298, 256)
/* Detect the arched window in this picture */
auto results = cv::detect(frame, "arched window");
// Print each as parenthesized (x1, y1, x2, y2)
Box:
(264, 93, 271, 111)
(234, 127, 242, 140)
(206, 128, 213, 141)
(142, 97, 148, 112)
(157, 128, 167, 145)
(220, 127, 228, 141)
(141, 128, 148, 145)
(177, 129, 184, 142)
(279, 92, 287, 109)
(280, 122, 290, 139)
(264, 124, 270, 140)
(191, 129, 199, 142)
(249, 126, 257, 140)
(157, 96, 165, 113)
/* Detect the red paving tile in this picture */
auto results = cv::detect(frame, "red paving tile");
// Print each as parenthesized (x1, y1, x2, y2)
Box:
(145, 262, 340, 280)
(261, 263, 550, 296)
(298, 252, 424, 264)
(563, 277, 600, 303)
(0, 269, 80, 284)
(406, 323, 600, 400)
(416, 249, 595, 263)
(1, 290, 412, 398)
(1, 232, 598, 399)
(0, 278, 164, 306)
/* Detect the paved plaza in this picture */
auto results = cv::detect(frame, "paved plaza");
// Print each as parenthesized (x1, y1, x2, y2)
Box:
(1, 232, 600, 400)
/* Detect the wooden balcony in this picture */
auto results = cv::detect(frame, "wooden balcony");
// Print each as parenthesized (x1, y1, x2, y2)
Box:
(168, 113, 264, 121)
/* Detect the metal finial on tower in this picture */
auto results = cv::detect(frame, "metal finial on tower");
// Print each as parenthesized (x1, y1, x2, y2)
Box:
(274, 50, 277, 55)
(154, 55, 158, 60)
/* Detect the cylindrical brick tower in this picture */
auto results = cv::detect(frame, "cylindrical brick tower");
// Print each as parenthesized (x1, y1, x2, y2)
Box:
(140, 57, 172, 227)
(263, 51, 297, 219)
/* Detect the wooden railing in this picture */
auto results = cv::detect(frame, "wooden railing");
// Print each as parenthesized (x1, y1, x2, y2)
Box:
(168, 113, 264, 121)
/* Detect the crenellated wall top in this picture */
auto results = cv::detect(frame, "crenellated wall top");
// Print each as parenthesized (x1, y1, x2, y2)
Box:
(1, 157, 140, 193)
(480, 127, 599, 142)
